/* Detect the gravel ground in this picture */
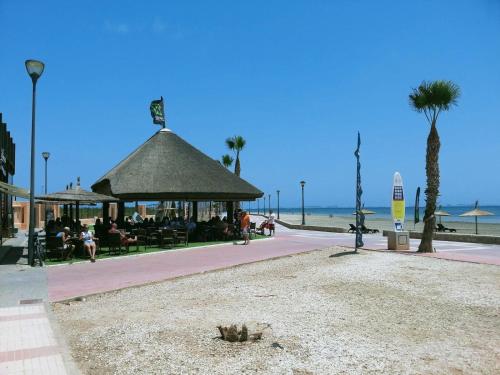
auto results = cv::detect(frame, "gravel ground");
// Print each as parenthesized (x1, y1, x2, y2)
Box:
(53, 247, 500, 375)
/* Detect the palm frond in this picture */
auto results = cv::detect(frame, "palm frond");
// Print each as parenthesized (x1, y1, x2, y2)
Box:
(225, 137, 236, 150)
(409, 80, 460, 122)
(221, 154, 234, 168)
(234, 135, 246, 150)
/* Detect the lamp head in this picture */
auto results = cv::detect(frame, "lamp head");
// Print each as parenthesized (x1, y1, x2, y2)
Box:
(25, 59, 45, 82)
(42, 151, 50, 160)
(300, 180, 306, 188)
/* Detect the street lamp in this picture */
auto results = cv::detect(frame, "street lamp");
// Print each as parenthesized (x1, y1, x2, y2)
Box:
(300, 180, 306, 225)
(263, 196, 266, 217)
(268, 193, 271, 215)
(276, 190, 280, 219)
(26, 59, 45, 266)
(257, 199, 260, 215)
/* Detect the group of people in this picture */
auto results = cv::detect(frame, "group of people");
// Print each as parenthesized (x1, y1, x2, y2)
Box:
(53, 223, 97, 262)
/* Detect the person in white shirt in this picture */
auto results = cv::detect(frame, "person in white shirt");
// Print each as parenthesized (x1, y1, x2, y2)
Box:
(267, 210, 276, 236)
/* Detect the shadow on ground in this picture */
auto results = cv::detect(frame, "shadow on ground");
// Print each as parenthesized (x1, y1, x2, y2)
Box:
(329, 250, 359, 258)
(0, 246, 26, 265)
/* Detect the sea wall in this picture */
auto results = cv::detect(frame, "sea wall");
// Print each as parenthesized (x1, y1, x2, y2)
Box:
(382, 230, 500, 245)
(256, 215, 347, 233)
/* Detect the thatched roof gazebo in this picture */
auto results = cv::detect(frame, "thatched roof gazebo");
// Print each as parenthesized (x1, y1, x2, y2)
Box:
(92, 129, 263, 201)
(37, 179, 119, 204)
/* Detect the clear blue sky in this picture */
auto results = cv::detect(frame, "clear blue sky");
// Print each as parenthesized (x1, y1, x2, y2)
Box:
(1, 0, 499, 207)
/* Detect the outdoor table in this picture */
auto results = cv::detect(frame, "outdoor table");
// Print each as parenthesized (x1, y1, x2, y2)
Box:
(69, 237, 83, 256)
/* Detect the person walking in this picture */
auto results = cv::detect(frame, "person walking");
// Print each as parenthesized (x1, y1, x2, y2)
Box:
(267, 210, 276, 236)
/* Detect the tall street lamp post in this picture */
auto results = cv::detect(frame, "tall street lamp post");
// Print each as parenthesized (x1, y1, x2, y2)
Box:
(276, 190, 280, 219)
(257, 199, 260, 215)
(26, 59, 45, 266)
(42, 152, 50, 228)
(300, 180, 306, 225)
(263, 196, 266, 217)
(268, 193, 271, 215)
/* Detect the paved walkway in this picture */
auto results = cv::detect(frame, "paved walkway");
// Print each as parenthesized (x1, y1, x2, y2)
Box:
(0, 234, 76, 375)
(0, 304, 68, 374)
(47, 218, 500, 302)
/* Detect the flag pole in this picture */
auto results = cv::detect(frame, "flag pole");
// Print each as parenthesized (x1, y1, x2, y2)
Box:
(161, 96, 165, 129)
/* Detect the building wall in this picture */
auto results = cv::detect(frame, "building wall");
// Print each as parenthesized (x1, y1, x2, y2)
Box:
(13, 201, 61, 230)
(13, 202, 147, 229)
(0, 113, 16, 236)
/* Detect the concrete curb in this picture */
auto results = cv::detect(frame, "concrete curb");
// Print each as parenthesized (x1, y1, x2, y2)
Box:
(382, 230, 500, 245)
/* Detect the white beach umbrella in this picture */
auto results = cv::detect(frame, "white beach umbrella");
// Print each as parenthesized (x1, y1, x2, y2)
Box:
(459, 201, 494, 235)
(434, 207, 451, 224)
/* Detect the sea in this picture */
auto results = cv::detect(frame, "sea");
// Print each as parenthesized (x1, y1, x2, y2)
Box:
(256, 206, 500, 224)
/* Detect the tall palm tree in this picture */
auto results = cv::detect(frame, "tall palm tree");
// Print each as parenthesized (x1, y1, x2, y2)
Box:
(225, 136, 246, 177)
(409, 80, 460, 253)
(221, 154, 234, 169)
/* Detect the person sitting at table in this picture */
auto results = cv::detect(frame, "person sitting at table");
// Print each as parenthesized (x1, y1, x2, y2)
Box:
(56, 227, 75, 258)
(80, 224, 97, 262)
(187, 217, 197, 234)
(54, 217, 64, 234)
(46, 220, 56, 235)
(94, 218, 104, 237)
(108, 223, 138, 248)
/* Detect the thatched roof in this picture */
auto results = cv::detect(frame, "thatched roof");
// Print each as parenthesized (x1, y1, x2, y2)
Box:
(459, 208, 494, 217)
(38, 179, 118, 203)
(0, 181, 29, 199)
(91, 129, 263, 201)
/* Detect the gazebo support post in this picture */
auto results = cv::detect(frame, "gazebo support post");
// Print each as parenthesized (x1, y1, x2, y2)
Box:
(75, 202, 80, 233)
(63, 204, 68, 217)
(69, 204, 74, 230)
(192, 201, 198, 222)
(103, 202, 110, 227)
(117, 201, 125, 227)
(227, 201, 234, 224)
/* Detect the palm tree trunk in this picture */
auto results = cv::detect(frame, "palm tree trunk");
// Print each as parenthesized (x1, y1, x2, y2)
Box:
(418, 120, 440, 253)
(234, 151, 241, 210)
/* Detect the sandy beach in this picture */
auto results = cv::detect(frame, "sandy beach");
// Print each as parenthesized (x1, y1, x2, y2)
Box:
(54, 247, 500, 375)
(277, 213, 500, 236)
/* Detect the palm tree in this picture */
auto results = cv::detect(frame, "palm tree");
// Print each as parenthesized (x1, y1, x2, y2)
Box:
(221, 154, 234, 169)
(225, 136, 246, 177)
(409, 80, 460, 253)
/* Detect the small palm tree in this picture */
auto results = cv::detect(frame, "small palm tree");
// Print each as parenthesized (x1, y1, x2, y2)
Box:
(221, 154, 234, 169)
(225, 136, 246, 177)
(409, 80, 460, 253)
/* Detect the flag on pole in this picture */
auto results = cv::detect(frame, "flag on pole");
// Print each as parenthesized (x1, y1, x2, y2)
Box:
(414, 187, 420, 225)
(150, 96, 166, 127)
(354, 132, 363, 250)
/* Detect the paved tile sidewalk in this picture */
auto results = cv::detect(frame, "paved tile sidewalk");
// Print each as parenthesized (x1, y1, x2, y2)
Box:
(0, 304, 67, 375)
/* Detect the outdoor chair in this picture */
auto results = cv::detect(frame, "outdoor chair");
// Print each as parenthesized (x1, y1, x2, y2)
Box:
(160, 229, 174, 248)
(361, 224, 379, 234)
(46, 236, 74, 260)
(437, 223, 457, 233)
(249, 222, 257, 239)
(108, 232, 124, 255)
(175, 230, 188, 246)
(135, 229, 148, 249)
(348, 224, 357, 233)
(146, 228, 160, 248)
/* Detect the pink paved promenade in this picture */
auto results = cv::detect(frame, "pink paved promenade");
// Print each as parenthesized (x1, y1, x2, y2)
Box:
(48, 236, 332, 302)
(47, 222, 500, 302)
